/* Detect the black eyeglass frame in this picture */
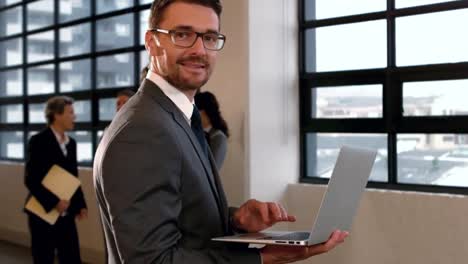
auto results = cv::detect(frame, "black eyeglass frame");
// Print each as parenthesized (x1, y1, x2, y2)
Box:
(148, 28, 226, 51)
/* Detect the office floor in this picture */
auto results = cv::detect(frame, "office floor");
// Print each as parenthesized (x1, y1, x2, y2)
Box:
(0, 240, 95, 264)
(0, 240, 31, 264)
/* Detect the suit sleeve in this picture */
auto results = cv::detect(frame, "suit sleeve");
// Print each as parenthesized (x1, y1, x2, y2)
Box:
(100, 126, 260, 264)
(24, 136, 60, 212)
(209, 131, 227, 169)
(69, 140, 87, 213)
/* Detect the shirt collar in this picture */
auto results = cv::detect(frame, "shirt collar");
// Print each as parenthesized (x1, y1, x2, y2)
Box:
(50, 126, 69, 145)
(146, 70, 194, 121)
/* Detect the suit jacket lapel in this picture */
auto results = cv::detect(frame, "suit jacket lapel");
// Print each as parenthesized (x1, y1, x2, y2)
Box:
(140, 80, 225, 223)
(45, 128, 67, 161)
(208, 151, 229, 233)
(171, 112, 220, 196)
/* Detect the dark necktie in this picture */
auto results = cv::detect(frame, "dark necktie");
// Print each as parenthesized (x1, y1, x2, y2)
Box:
(191, 105, 209, 158)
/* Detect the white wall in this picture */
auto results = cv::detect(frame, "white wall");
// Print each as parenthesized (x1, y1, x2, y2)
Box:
(246, 0, 299, 205)
(288, 184, 468, 264)
(203, 0, 250, 206)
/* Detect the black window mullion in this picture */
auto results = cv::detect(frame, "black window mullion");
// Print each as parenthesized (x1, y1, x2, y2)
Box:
(134, 0, 141, 89)
(386, 0, 397, 185)
(391, 0, 468, 18)
(304, 11, 387, 28)
(90, 0, 98, 159)
(397, 62, 468, 82)
(54, 0, 59, 94)
(22, 0, 29, 160)
(1, 0, 147, 163)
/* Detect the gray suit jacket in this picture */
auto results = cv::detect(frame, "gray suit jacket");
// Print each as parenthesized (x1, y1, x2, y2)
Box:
(93, 80, 260, 264)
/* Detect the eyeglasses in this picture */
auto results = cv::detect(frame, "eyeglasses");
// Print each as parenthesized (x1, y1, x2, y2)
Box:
(149, 28, 226, 51)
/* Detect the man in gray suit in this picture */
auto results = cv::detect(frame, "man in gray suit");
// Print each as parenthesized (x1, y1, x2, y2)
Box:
(93, 1, 348, 263)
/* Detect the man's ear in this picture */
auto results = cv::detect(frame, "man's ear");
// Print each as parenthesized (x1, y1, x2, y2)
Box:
(145, 31, 164, 56)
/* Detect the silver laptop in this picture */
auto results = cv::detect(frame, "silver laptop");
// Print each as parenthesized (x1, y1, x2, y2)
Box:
(212, 146, 377, 246)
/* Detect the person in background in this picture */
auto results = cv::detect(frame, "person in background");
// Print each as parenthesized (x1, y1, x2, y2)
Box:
(115, 89, 135, 112)
(93, 0, 348, 263)
(195, 91, 229, 169)
(24, 95, 87, 264)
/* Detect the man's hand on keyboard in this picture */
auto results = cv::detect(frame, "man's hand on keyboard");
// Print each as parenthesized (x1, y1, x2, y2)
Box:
(232, 199, 296, 233)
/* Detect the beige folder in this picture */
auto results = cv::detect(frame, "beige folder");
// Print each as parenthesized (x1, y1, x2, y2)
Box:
(25, 165, 81, 225)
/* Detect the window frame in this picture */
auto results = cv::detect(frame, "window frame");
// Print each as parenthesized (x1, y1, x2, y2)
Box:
(299, 0, 468, 195)
(0, 0, 152, 165)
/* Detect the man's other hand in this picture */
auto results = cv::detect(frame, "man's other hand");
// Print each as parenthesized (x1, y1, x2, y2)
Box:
(260, 230, 349, 264)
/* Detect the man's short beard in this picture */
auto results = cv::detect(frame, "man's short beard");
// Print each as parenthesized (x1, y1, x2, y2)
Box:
(166, 71, 210, 92)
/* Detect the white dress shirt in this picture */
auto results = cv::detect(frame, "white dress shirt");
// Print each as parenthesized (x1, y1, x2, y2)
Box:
(146, 70, 195, 124)
(50, 127, 69, 157)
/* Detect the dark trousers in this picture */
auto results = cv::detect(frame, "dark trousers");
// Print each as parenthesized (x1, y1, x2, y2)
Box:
(28, 213, 82, 264)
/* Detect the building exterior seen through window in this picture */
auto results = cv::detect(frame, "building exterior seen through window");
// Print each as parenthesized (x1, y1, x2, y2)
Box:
(301, 0, 468, 193)
(0, 0, 151, 164)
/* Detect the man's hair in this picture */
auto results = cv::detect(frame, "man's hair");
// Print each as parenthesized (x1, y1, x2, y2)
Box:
(148, 0, 222, 28)
(117, 88, 136, 98)
(45, 96, 74, 125)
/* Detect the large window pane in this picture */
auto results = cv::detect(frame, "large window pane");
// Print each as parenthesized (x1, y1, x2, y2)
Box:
(1, 0, 22, 7)
(29, 102, 46, 123)
(396, 9, 468, 67)
(97, 130, 104, 144)
(27, 0, 54, 31)
(403, 79, 468, 117)
(59, 23, 91, 57)
(306, 133, 388, 181)
(398, 134, 468, 187)
(99, 98, 116, 121)
(312, 85, 382, 118)
(304, 0, 386, 20)
(396, 0, 458, 8)
(27, 30, 55, 63)
(0, 131, 23, 159)
(68, 131, 92, 162)
(96, 0, 133, 14)
(59, 0, 91, 23)
(0, 104, 23, 123)
(60, 59, 91, 92)
(306, 20, 387, 72)
(140, 0, 153, 4)
(27, 64, 55, 95)
(97, 52, 135, 89)
(96, 14, 134, 51)
(74, 100, 91, 122)
(0, 37, 22, 67)
(0, 69, 22, 97)
(27, 131, 39, 140)
(0, 5, 22, 37)
(140, 9, 150, 45)
(140, 49, 150, 83)
(140, 50, 150, 69)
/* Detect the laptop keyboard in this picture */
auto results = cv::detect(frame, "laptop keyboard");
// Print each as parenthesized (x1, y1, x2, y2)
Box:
(263, 232, 310, 241)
